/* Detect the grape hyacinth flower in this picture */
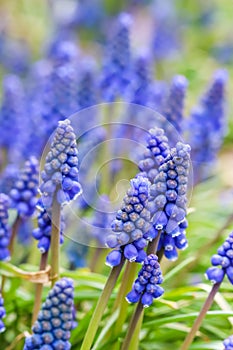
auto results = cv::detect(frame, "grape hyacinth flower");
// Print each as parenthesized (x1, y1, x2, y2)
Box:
(0, 294, 6, 333)
(100, 12, 132, 101)
(161, 75, 188, 145)
(9, 157, 39, 218)
(188, 69, 228, 182)
(40, 119, 82, 208)
(0, 193, 11, 261)
(138, 127, 170, 183)
(105, 176, 151, 266)
(206, 231, 233, 285)
(145, 142, 191, 260)
(32, 202, 65, 254)
(77, 58, 98, 111)
(24, 278, 75, 350)
(223, 335, 233, 350)
(126, 254, 164, 307)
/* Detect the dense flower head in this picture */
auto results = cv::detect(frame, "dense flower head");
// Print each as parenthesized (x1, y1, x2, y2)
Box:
(161, 75, 188, 144)
(105, 176, 151, 265)
(223, 335, 233, 349)
(138, 127, 170, 183)
(0, 164, 19, 194)
(32, 201, 65, 254)
(0, 293, 6, 333)
(40, 119, 82, 208)
(0, 193, 11, 261)
(126, 254, 164, 307)
(24, 278, 75, 350)
(100, 12, 132, 101)
(206, 231, 233, 285)
(9, 157, 39, 218)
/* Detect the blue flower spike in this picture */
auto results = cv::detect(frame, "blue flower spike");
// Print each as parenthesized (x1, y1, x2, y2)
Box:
(105, 176, 151, 266)
(0, 193, 11, 261)
(0, 293, 6, 333)
(24, 277, 75, 350)
(206, 231, 233, 285)
(40, 119, 82, 208)
(126, 254, 164, 308)
(9, 156, 39, 218)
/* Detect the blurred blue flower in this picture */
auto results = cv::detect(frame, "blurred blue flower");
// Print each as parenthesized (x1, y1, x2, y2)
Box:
(223, 334, 233, 349)
(0, 193, 11, 261)
(0, 294, 6, 333)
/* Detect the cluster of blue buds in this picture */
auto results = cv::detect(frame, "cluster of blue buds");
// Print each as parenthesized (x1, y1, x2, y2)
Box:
(40, 119, 82, 208)
(77, 58, 97, 110)
(105, 176, 151, 266)
(24, 278, 75, 350)
(0, 294, 6, 333)
(126, 254, 164, 307)
(223, 335, 233, 350)
(206, 231, 233, 285)
(0, 193, 11, 261)
(9, 157, 39, 218)
(138, 127, 170, 183)
(32, 201, 65, 254)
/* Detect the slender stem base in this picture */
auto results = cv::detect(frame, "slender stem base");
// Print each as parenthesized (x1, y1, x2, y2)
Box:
(147, 230, 162, 255)
(121, 302, 144, 350)
(80, 257, 125, 350)
(129, 310, 143, 350)
(9, 215, 22, 256)
(50, 198, 61, 286)
(32, 251, 48, 324)
(180, 282, 221, 350)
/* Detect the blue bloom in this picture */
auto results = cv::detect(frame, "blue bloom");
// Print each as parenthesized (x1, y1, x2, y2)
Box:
(100, 13, 132, 101)
(32, 202, 65, 254)
(223, 335, 233, 349)
(126, 254, 164, 307)
(66, 242, 88, 269)
(0, 164, 19, 194)
(161, 75, 188, 144)
(0, 75, 27, 162)
(206, 231, 233, 285)
(0, 193, 11, 261)
(24, 278, 75, 350)
(40, 119, 82, 208)
(77, 58, 98, 111)
(0, 294, 6, 333)
(9, 157, 39, 218)
(188, 69, 228, 182)
(138, 127, 170, 183)
(105, 176, 151, 265)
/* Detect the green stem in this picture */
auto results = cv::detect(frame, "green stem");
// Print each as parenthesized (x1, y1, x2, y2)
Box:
(121, 302, 144, 350)
(112, 262, 137, 344)
(128, 309, 144, 350)
(8, 215, 22, 256)
(50, 197, 61, 286)
(89, 247, 105, 273)
(157, 248, 164, 262)
(80, 257, 125, 350)
(147, 230, 162, 255)
(180, 282, 221, 350)
(32, 251, 48, 324)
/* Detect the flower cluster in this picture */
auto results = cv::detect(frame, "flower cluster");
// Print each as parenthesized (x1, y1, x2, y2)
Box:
(223, 335, 233, 350)
(32, 202, 65, 254)
(24, 278, 75, 350)
(138, 127, 170, 183)
(0, 193, 11, 261)
(161, 75, 188, 143)
(105, 176, 151, 266)
(126, 254, 164, 307)
(9, 157, 39, 218)
(100, 12, 132, 101)
(206, 231, 233, 284)
(0, 294, 6, 333)
(40, 119, 82, 208)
